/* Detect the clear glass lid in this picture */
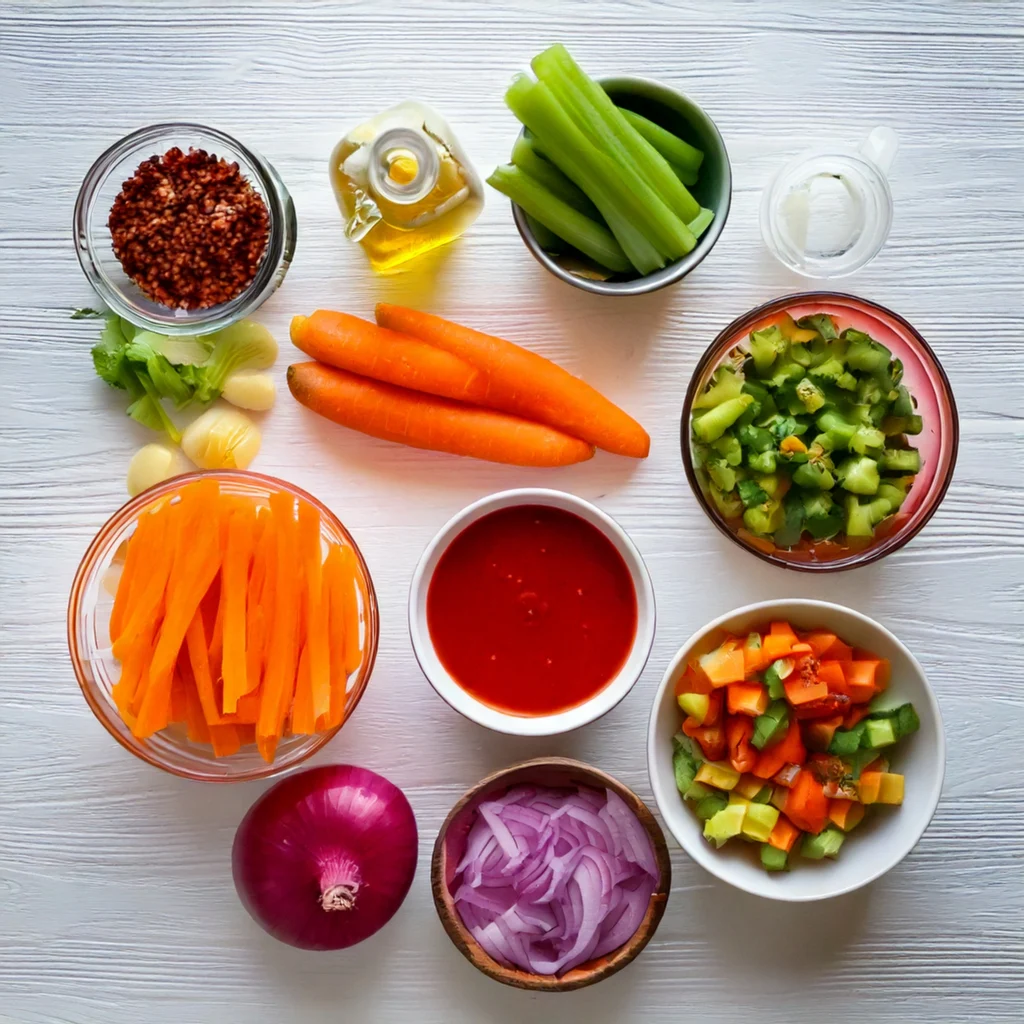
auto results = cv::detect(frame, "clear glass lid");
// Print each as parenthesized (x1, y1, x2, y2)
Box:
(760, 127, 898, 279)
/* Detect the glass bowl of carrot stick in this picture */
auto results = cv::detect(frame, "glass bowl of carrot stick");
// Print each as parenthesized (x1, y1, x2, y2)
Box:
(68, 471, 379, 782)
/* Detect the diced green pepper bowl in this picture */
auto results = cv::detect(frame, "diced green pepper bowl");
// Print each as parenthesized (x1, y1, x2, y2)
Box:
(647, 599, 945, 901)
(681, 292, 959, 572)
(510, 77, 732, 295)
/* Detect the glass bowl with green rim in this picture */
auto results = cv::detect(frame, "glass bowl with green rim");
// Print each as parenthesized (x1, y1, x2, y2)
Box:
(680, 293, 959, 572)
(510, 76, 732, 295)
(74, 122, 296, 336)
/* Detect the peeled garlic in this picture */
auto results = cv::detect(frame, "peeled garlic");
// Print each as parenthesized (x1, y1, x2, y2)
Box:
(181, 407, 261, 470)
(221, 370, 276, 411)
(126, 443, 193, 497)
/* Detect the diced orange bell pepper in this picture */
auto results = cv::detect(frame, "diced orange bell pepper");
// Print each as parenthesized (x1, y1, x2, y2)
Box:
(785, 676, 828, 705)
(768, 815, 801, 853)
(857, 772, 882, 804)
(726, 715, 758, 774)
(804, 713, 844, 752)
(699, 643, 747, 687)
(844, 705, 872, 729)
(727, 682, 769, 717)
(816, 660, 847, 692)
(842, 661, 883, 703)
(753, 718, 807, 778)
(704, 689, 724, 728)
(802, 632, 853, 661)
(786, 769, 830, 834)
(682, 718, 726, 761)
(828, 799, 866, 831)
(675, 663, 713, 697)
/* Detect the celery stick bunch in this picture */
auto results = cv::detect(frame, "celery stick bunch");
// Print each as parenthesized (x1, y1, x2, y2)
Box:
(488, 44, 713, 276)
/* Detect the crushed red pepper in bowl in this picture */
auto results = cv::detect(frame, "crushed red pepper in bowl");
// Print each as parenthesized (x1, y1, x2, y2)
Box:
(109, 146, 270, 310)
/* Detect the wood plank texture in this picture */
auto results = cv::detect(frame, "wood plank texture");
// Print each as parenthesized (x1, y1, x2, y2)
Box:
(1, 1, 1022, 1021)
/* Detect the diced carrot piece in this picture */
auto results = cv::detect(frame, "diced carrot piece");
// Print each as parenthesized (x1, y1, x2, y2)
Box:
(298, 501, 332, 722)
(816, 660, 847, 692)
(704, 689, 724, 728)
(221, 505, 257, 714)
(290, 644, 316, 735)
(768, 815, 801, 853)
(726, 682, 769, 717)
(675, 663, 713, 696)
(753, 718, 807, 778)
(726, 715, 758, 773)
(789, 642, 814, 656)
(784, 677, 828, 705)
(743, 640, 769, 675)
(829, 799, 866, 831)
(682, 718, 726, 761)
(699, 644, 747, 687)
(786, 769, 830, 834)
(771, 620, 799, 642)
(804, 714, 844, 751)
(843, 661, 882, 703)
(874, 658, 891, 692)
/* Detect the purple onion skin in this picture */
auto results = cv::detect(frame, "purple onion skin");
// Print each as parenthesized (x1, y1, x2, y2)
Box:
(232, 765, 418, 950)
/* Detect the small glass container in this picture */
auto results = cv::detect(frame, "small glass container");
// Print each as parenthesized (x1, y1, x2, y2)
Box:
(760, 127, 898, 279)
(330, 101, 483, 272)
(681, 292, 959, 573)
(68, 471, 378, 782)
(74, 123, 296, 336)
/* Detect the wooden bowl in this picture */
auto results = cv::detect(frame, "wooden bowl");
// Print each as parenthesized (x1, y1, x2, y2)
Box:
(430, 757, 671, 991)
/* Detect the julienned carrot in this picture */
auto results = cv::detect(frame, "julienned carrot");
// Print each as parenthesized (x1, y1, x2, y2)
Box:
(339, 546, 363, 675)
(258, 491, 301, 760)
(298, 500, 331, 722)
(290, 644, 316, 735)
(109, 506, 165, 643)
(323, 546, 349, 730)
(374, 303, 650, 458)
(222, 506, 257, 714)
(135, 479, 223, 738)
(288, 362, 595, 468)
(291, 311, 488, 405)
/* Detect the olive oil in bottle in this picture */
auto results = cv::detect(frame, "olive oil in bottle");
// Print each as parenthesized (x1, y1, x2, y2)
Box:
(330, 101, 483, 272)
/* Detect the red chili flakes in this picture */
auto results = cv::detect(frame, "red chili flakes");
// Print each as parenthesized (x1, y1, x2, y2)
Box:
(108, 146, 270, 310)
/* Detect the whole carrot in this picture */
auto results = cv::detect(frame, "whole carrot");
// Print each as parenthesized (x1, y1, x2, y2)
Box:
(291, 311, 488, 403)
(374, 303, 650, 458)
(287, 362, 595, 467)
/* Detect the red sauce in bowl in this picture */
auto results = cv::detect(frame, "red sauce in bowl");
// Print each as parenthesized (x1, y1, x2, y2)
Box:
(426, 504, 638, 716)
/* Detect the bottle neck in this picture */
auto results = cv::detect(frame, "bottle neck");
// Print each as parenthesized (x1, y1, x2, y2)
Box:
(368, 127, 440, 205)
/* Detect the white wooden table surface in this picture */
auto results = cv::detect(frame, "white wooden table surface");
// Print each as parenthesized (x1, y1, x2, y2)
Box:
(2, 1, 1022, 1021)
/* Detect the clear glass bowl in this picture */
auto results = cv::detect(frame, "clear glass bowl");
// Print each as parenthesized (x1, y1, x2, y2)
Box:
(681, 293, 959, 572)
(67, 471, 378, 782)
(73, 123, 297, 336)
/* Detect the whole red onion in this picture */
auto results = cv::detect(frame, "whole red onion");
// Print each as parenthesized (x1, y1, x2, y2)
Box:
(232, 765, 418, 950)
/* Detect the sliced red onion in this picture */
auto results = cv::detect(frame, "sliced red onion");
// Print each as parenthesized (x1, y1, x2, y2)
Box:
(451, 785, 658, 977)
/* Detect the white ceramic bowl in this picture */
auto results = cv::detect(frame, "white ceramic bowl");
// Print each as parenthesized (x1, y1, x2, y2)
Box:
(409, 489, 656, 736)
(647, 599, 945, 901)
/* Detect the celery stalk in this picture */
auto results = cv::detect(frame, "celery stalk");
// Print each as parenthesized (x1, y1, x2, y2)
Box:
(619, 107, 703, 181)
(532, 44, 702, 224)
(487, 164, 632, 273)
(510, 136, 599, 220)
(505, 74, 666, 273)
(687, 207, 715, 240)
(505, 75, 692, 268)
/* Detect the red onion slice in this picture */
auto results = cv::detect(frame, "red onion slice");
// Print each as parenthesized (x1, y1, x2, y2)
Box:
(451, 784, 658, 977)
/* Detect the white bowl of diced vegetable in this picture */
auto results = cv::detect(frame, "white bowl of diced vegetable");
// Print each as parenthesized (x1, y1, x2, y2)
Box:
(647, 599, 944, 901)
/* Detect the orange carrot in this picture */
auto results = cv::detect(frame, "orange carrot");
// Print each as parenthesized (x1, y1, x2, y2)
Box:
(322, 548, 347, 729)
(109, 507, 166, 643)
(135, 480, 222, 738)
(753, 718, 807, 779)
(221, 506, 257, 714)
(185, 609, 223, 726)
(169, 667, 189, 723)
(245, 509, 274, 698)
(374, 304, 650, 458)
(768, 815, 801, 853)
(298, 500, 331, 721)
(290, 644, 316, 735)
(291, 311, 488, 404)
(726, 682, 769, 717)
(288, 362, 595, 467)
(816, 661, 847, 692)
(258, 491, 301, 754)
(339, 546, 363, 675)
(786, 769, 829, 834)
(675, 663, 713, 697)
(784, 676, 828, 706)
(725, 715, 758, 773)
